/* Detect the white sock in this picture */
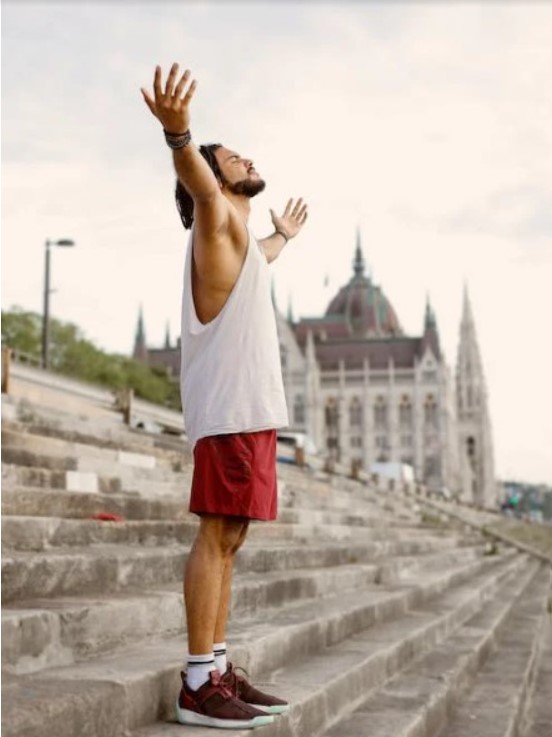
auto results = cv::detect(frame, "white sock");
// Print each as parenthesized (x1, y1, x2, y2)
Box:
(213, 641, 227, 674)
(186, 653, 216, 691)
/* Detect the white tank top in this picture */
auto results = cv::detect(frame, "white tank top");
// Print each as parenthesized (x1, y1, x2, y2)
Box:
(180, 224, 289, 447)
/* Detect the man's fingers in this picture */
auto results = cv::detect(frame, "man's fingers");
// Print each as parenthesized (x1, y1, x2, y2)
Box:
(153, 65, 163, 99)
(141, 88, 157, 116)
(291, 198, 303, 217)
(297, 204, 308, 221)
(183, 79, 198, 105)
(283, 198, 293, 217)
(164, 62, 179, 97)
(174, 69, 191, 99)
(300, 210, 308, 225)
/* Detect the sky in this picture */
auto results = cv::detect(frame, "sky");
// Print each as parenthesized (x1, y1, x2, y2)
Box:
(2, 1, 551, 484)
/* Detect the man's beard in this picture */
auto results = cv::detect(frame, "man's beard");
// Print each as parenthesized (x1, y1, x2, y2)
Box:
(226, 176, 266, 198)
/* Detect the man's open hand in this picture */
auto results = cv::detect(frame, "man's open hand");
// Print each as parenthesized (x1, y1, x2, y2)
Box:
(141, 63, 197, 134)
(270, 198, 308, 241)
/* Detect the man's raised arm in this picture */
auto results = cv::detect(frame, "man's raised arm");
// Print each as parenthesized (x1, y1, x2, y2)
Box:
(141, 64, 228, 233)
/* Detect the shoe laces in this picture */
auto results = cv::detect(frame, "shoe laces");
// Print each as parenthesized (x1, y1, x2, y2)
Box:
(229, 664, 274, 690)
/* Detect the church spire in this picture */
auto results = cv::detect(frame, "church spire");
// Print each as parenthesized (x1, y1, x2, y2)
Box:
(455, 284, 496, 507)
(424, 294, 437, 329)
(353, 226, 365, 277)
(133, 305, 148, 362)
(422, 294, 440, 358)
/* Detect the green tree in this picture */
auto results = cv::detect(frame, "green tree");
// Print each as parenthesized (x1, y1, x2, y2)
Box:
(2, 306, 181, 410)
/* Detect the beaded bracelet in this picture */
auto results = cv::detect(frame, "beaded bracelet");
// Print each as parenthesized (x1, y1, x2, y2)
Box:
(275, 229, 289, 243)
(164, 129, 192, 150)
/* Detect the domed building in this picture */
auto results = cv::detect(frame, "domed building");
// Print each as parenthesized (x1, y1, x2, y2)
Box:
(276, 232, 495, 504)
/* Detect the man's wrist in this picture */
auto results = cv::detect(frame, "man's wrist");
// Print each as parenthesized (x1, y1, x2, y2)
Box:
(164, 128, 191, 150)
(275, 228, 289, 244)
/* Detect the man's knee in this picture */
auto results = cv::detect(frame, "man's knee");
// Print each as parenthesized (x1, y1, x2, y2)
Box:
(198, 515, 249, 557)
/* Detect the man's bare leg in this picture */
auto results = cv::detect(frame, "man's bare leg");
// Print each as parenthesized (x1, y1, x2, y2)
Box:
(184, 515, 249, 655)
(214, 520, 249, 645)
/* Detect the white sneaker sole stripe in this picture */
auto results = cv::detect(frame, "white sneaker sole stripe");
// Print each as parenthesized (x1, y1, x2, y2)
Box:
(250, 703, 290, 715)
(175, 701, 274, 729)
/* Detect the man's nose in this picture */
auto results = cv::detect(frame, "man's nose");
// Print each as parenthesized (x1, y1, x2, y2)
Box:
(243, 158, 253, 168)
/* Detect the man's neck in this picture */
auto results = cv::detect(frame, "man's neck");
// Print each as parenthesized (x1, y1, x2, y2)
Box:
(223, 190, 251, 222)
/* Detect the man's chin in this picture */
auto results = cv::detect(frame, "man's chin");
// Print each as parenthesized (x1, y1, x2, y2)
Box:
(229, 178, 266, 197)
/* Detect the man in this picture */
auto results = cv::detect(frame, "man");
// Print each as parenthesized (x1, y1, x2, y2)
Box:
(141, 63, 308, 730)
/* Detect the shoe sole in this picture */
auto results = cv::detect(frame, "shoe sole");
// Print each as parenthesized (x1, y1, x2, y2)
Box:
(251, 702, 290, 715)
(176, 701, 274, 729)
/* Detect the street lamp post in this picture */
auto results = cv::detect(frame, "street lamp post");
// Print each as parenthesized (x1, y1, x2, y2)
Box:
(42, 238, 75, 369)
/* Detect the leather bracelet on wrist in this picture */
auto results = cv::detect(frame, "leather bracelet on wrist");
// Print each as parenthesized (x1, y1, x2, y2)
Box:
(275, 229, 289, 243)
(164, 128, 192, 150)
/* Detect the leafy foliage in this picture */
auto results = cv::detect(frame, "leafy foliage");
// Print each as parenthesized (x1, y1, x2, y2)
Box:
(1, 307, 181, 409)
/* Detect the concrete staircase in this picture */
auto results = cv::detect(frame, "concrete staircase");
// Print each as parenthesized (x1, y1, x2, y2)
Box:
(2, 393, 550, 737)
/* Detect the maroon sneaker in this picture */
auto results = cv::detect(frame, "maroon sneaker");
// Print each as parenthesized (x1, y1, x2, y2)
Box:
(222, 663, 289, 715)
(176, 670, 274, 729)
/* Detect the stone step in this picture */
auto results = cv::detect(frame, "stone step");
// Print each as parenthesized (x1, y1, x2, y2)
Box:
(2, 532, 468, 603)
(524, 603, 552, 737)
(1, 462, 188, 498)
(1, 516, 199, 552)
(1, 512, 430, 553)
(2, 546, 485, 675)
(435, 566, 551, 737)
(1, 412, 192, 463)
(1, 482, 424, 539)
(2, 447, 186, 486)
(130, 554, 537, 737)
(2, 428, 177, 472)
(320, 564, 550, 737)
(2, 486, 189, 521)
(0, 550, 527, 737)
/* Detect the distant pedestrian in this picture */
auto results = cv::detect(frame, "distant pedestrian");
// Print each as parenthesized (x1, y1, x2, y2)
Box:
(142, 63, 307, 729)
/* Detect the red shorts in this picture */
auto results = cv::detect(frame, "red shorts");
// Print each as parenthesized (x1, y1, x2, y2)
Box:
(189, 430, 278, 521)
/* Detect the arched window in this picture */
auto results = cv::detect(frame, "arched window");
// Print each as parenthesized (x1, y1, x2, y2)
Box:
(424, 394, 438, 429)
(399, 395, 412, 429)
(349, 397, 363, 428)
(325, 397, 339, 455)
(374, 396, 388, 430)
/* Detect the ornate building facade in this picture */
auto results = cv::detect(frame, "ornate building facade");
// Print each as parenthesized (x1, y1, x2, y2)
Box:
(132, 235, 497, 506)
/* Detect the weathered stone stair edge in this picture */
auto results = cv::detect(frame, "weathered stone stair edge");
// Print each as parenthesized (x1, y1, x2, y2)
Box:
(2, 418, 190, 459)
(1, 531, 475, 603)
(1, 431, 177, 470)
(320, 562, 550, 737)
(1, 513, 443, 553)
(1, 449, 184, 484)
(2, 546, 486, 674)
(409, 492, 552, 565)
(1, 463, 189, 498)
(523, 605, 552, 737)
(131, 556, 541, 737)
(436, 566, 551, 737)
(1, 486, 190, 522)
(7, 551, 525, 737)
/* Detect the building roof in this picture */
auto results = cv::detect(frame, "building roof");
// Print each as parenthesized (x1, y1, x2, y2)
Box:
(321, 234, 402, 339)
(310, 336, 424, 370)
(293, 232, 441, 369)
